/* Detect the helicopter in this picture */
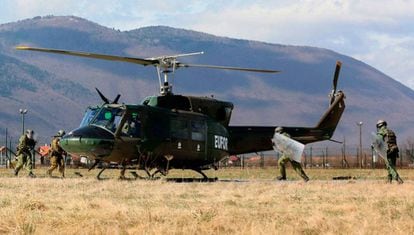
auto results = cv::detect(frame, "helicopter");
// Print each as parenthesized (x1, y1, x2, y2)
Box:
(16, 46, 345, 180)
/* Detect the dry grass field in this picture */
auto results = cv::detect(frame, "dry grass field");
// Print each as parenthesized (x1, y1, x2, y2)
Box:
(0, 167, 414, 235)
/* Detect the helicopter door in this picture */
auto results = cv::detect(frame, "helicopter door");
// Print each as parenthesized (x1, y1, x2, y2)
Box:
(190, 120, 206, 155)
(117, 111, 142, 158)
(120, 111, 141, 138)
(170, 118, 190, 154)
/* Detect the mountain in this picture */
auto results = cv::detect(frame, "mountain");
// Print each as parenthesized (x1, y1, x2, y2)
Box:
(1, 15, 413, 147)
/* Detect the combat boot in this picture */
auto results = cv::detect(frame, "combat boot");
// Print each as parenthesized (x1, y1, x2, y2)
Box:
(397, 176, 404, 184)
(300, 170, 309, 182)
(13, 169, 18, 176)
(387, 175, 392, 184)
(28, 172, 36, 178)
(276, 176, 286, 181)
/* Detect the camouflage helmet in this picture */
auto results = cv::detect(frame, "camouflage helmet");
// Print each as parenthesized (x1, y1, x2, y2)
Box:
(275, 126, 284, 133)
(376, 120, 387, 128)
(57, 130, 66, 137)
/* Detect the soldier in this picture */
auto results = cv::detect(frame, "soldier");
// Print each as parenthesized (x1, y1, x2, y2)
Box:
(46, 130, 66, 178)
(14, 129, 36, 177)
(275, 127, 309, 182)
(376, 120, 403, 184)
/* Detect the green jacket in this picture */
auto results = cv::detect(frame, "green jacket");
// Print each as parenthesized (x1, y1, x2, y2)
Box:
(377, 126, 398, 155)
(16, 135, 36, 155)
(51, 137, 65, 157)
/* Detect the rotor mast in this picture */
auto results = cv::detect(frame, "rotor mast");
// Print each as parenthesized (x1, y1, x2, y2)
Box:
(152, 51, 205, 95)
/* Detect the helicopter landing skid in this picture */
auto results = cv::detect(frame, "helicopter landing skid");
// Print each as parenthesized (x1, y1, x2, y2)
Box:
(166, 177, 218, 183)
(128, 171, 145, 179)
(96, 166, 107, 180)
(162, 169, 216, 182)
(194, 169, 207, 179)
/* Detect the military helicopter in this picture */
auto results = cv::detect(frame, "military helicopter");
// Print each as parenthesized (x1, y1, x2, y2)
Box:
(16, 46, 345, 180)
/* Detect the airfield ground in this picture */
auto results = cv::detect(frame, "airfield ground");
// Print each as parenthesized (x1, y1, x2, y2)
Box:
(0, 167, 413, 234)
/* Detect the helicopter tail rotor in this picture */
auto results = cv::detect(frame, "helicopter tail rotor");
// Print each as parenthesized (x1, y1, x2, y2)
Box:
(330, 61, 342, 105)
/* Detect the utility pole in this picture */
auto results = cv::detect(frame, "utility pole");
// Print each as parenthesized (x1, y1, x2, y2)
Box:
(19, 109, 28, 134)
(357, 122, 363, 168)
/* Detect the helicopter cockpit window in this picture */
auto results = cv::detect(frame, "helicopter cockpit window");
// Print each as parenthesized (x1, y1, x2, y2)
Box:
(91, 107, 125, 133)
(121, 112, 141, 138)
(191, 120, 206, 141)
(79, 107, 99, 128)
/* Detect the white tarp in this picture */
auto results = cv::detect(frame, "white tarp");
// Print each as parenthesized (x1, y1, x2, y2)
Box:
(272, 133, 305, 162)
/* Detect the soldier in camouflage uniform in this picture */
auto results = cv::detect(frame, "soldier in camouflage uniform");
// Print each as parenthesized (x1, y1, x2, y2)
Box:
(275, 127, 309, 182)
(14, 129, 36, 177)
(376, 120, 403, 184)
(46, 130, 66, 178)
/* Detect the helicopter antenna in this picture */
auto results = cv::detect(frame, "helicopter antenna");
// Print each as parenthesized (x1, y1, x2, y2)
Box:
(16, 46, 280, 96)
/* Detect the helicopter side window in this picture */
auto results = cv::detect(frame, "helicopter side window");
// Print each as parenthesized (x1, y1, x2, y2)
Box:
(170, 119, 189, 139)
(191, 120, 205, 141)
(91, 107, 125, 133)
(121, 112, 141, 138)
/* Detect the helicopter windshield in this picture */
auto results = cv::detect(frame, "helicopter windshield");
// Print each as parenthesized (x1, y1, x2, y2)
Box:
(79, 106, 99, 128)
(90, 107, 125, 133)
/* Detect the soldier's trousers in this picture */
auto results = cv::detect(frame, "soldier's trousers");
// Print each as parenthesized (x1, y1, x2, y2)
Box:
(278, 155, 308, 179)
(386, 156, 400, 180)
(47, 155, 64, 177)
(15, 153, 33, 174)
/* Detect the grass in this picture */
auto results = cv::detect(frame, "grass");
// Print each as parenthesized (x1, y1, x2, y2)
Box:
(0, 167, 414, 234)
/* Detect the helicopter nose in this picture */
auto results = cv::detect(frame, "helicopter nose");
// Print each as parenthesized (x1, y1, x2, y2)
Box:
(60, 125, 115, 159)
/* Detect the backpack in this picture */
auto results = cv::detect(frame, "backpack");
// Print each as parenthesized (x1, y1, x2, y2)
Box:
(386, 129, 399, 157)
(386, 129, 397, 145)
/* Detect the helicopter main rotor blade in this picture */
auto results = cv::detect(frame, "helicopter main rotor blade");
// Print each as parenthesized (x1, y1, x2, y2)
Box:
(15, 46, 157, 66)
(178, 63, 280, 73)
(16, 46, 280, 74)
(95, 88, 110, 104)
(113, 94, 121, 104)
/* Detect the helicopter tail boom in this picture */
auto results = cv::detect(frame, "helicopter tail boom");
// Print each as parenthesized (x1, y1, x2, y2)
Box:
(227, 91, 345, 155)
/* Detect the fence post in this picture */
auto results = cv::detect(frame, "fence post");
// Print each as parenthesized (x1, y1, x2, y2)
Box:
(5, 128, 7, 166)
(8, 137, 12, 169)
(356, 147, 360, 168)
(322, 148, 325, 169)
(304, 149, 307, 169)
(260, 152, 264, 169)
(309, 146, 313, 168)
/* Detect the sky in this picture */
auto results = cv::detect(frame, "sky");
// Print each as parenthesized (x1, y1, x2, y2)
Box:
(1, 0, 414, 89)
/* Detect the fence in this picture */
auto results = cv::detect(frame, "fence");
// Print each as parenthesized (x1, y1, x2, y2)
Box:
(223, 146, 414, 169)
(1, 138, 414, 169)
(0, 137, 51, 168)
